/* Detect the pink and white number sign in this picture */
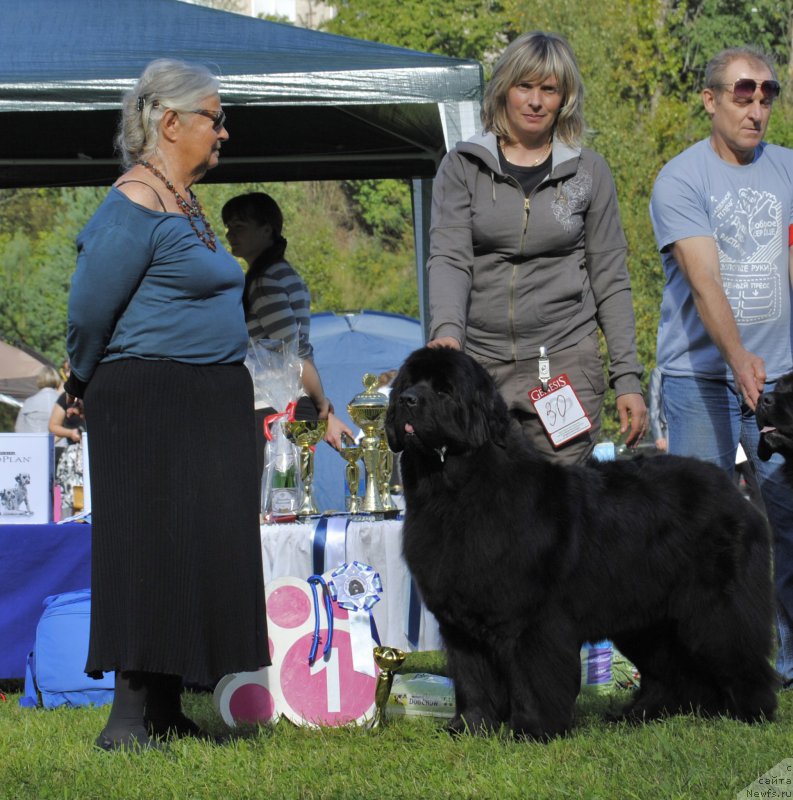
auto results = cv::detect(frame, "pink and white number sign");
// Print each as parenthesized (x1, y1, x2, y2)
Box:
(214, 576, 379, 728)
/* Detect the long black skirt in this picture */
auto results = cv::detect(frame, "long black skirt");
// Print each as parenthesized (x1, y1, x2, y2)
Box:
(83, 359, 269, 685)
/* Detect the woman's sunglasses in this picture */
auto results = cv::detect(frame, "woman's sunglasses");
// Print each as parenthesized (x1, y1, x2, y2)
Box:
(189, 108, 227, 131)
(712, 78, 781, 102)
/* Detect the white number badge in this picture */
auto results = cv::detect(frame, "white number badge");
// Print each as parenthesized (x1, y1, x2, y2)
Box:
(528, 373, 592, 447)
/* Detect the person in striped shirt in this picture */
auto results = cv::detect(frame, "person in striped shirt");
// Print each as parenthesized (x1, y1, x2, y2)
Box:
(222, 192, 352, 460)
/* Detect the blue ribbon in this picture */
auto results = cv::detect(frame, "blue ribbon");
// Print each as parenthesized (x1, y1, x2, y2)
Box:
(406, 575, 422, 649)
(307, 575, 333, 665)
(370, 615, 381, 646)
(327, 562, 381, 677)
(311, 515, 349, 575)
(311, 517, 329, 576)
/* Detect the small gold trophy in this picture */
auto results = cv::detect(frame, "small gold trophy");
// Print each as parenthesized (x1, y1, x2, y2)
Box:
(378, 437, 397, 513)
(370, 645, 407, 729)
(339, 433, 363, 513)
(285, 419, 327, 516)
(347, 374, 389, 513)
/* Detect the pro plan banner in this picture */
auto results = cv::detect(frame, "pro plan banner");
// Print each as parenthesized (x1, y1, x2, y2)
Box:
(0, 433, 53, 524)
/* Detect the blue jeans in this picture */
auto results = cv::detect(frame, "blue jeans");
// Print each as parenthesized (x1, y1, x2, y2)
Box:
(663, 374, 793, 684)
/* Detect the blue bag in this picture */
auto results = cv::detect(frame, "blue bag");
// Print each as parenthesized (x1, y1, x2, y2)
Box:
(19, 589, 114, 709)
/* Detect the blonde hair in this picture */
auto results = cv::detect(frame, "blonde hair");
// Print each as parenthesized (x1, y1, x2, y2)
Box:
(115, 58, 220, 169)
(36, 366, 60, 390)
(481, 31, 585, 148)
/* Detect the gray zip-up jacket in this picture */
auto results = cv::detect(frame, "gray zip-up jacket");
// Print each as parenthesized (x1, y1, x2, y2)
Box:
(428, 131, 642, 396)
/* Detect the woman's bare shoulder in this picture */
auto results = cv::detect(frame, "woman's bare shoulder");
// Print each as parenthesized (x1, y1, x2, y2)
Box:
(113, 166, 167, 212)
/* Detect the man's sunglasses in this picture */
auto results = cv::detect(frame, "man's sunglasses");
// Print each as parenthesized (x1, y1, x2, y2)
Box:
(189, 108, 227, 131)
(712, 78, 781, 102)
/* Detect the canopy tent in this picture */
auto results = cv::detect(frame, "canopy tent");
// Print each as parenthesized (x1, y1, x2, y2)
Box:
(309, 311, 423, 513)
(0, 0, 482, 187)
(0, 340, 58, 405)
(0, 0, 483, 331)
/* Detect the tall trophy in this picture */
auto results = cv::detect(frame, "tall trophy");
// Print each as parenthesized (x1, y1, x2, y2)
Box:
(347, 374, 389, 513)
(285, 419, 327, 516)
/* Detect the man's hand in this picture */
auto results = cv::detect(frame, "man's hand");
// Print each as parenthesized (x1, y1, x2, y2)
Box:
(324, 413, 355, 451)
(728, 349, 766, 410)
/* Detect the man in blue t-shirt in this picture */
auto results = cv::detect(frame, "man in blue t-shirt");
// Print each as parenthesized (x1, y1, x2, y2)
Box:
(651, 45, 793, 685)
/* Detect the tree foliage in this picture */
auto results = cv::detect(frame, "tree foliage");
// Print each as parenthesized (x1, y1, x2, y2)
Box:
(0, 188, 105, 364)
(322, 0, 515, 272)
(326, 0, 511, 62)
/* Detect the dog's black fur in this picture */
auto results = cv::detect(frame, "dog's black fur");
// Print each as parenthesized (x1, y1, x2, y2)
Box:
(757, 371, 793, 483)
(386, 347, 777, 739)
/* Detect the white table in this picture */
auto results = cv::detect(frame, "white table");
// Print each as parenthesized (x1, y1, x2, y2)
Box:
(260, 517, 441, 652)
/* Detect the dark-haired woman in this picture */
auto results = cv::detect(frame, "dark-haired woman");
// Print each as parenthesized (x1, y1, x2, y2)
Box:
(222, 192, 353, 465)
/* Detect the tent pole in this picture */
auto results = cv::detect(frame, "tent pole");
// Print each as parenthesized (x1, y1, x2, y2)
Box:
(412, 177, 433, 344)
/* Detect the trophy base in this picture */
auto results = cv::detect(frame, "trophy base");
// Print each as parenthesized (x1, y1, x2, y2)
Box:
(348, 509, 402, 522)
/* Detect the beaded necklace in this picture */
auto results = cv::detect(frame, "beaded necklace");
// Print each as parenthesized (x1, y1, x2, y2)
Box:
(137, 160, 217, 251)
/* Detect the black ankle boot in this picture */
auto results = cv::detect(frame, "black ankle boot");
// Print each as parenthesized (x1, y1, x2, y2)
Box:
(95, 671, 164, 751)
(144, 673, 203, 739)
(95, 727, 165, 752)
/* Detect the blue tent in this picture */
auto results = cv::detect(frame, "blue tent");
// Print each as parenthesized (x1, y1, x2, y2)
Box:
(309, 311, 423, 512)
(0, 0, 484, 335)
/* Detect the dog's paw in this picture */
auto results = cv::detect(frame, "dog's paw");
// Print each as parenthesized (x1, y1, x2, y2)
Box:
(445, 716, 468, 738)
(510, 714, 569, 742)
(446, 712, 500, 738)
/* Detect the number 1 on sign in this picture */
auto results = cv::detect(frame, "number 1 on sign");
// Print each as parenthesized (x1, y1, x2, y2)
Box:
(310, 648, 341, 712)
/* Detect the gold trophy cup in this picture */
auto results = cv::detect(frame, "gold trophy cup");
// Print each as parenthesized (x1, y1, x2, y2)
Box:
(285, 419, 327, 516)
(347, 374, 389, 513)
(370, 645, 407, 728)
(339, 433, 363, 513)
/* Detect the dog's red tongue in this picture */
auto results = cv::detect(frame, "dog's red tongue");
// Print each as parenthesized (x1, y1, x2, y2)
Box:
(405, 423, 414, 434)
(760, 426, 777, 434)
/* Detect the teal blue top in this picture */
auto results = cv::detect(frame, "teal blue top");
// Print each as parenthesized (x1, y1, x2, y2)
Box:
(67, 187, 247, 386)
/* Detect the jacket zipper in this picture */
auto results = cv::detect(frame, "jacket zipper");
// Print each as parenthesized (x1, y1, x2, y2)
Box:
(510, 196, 531, 361)
(520, 196, 531, 249)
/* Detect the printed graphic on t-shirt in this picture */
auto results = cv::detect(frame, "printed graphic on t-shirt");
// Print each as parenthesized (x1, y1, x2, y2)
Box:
(712, 187, 782, 325)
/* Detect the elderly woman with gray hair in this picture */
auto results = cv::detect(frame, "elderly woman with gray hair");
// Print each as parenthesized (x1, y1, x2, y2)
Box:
(65, 58, 269, 751)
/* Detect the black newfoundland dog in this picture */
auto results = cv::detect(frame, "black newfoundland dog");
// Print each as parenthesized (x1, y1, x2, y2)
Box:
(386, 347, 777, 739)
(757, 371, 793, 482)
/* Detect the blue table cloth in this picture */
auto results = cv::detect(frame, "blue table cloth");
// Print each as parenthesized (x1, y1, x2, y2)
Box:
(0, 523, 91, 679)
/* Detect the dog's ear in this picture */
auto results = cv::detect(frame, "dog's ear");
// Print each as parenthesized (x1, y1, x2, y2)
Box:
(385, 404, 404, 453)
(457, 354, 512, 448)
(486, 390, 511, 447)
(465, 380, 510, 449)
(385, 368, 409, 453)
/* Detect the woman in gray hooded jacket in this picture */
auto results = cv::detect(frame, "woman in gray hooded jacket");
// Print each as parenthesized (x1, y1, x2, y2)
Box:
(427, 31, 646, 464)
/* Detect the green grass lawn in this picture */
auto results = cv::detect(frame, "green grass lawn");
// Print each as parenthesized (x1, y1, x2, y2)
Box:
(0, 652, 790, 800)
